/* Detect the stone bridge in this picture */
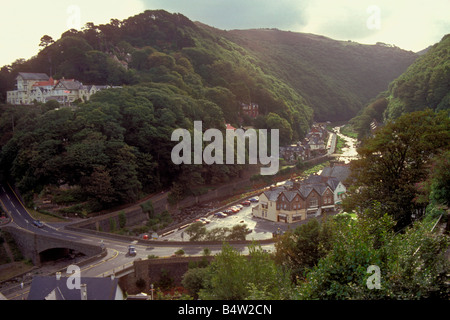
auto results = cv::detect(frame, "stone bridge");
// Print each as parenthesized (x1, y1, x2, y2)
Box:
(1, 225, 103, 266)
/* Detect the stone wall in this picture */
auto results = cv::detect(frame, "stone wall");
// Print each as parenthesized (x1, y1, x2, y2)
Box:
(72, 205, 148, 233)
(118, 256, 214, 295)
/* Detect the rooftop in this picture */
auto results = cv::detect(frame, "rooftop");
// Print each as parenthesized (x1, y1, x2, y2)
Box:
(28, 275, 121, 300)
(17, 72, 49, 81)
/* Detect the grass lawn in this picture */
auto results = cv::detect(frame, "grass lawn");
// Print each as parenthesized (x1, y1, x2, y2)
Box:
(26, 208, 68, 223)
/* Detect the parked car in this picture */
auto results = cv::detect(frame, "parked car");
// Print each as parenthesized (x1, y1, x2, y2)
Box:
(241, 200, 251, 206)
(230, 206, 240, 213)
(128, 245, 137, 256)
(235, 204, 243, 209)
(224, 209, 234, 215)
(249, 197, 259, 203)
(33, 220, 44, 228)
(199, 217, 211, 224)
(214, 212, 227, 218)
(195, 219, 207, 224)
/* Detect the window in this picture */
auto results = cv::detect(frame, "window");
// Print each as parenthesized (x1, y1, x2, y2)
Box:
(309, 197, 318, 207)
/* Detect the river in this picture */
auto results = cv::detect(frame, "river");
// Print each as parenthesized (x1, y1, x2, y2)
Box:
(333, 126, 358, 163)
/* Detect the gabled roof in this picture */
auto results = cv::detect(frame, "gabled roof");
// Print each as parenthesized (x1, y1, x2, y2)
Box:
(325, 176, 341, 190)
(263, 188, 284, 201)
(55, 79, 83, 90)
(281, 190, 303, 202)
(320, 165, 351, 184)
(225, 123, 236, 130)
(17, 72, 49, 81)
(298, 184, 319, 198)
(28, 276, 121, 300)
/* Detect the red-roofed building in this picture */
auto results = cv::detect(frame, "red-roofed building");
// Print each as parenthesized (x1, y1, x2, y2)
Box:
(7, 73, 118, 105)
(32, 77, 56, 88)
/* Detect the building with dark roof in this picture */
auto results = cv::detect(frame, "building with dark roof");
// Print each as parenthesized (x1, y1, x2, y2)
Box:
(320, 162, 351, 186)
(252, 173, 346, 223)
(7, 73, 113, 105)
(27, 273, 124, 300)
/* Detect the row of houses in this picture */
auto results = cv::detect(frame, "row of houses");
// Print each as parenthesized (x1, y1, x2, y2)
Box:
(252, 163, 350, 224)
(6, 72, 117, 106)
(280, 123, 329, 162)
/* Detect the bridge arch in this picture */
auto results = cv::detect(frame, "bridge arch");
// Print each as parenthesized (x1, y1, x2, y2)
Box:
(2, 226, 103, 266)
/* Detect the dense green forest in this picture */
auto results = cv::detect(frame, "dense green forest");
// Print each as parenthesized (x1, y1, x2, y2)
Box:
(1, 10, 418, 127)
(0, 10, 422, 210)
(223, 28, 417, 121)
(348, 33, 450, 139)
(0, 85, 245, 211)
(385, 34, 450, 120)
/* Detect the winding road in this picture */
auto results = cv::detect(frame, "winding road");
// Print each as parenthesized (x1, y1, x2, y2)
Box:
(0, 182, 273, 299)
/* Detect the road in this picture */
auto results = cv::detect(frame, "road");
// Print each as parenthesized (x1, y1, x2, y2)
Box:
(327, 130, 337, 155)
(0, 182, 274, 299)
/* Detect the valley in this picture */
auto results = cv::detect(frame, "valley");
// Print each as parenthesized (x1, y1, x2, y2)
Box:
(0, 8, 448, 302)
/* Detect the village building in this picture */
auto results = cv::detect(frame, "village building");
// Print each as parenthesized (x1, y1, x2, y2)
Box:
(6, 72, 116, 106)
(279, 123, 328, 163)
(240, 102, 259, 118)
(252, 173, 346, 223)
(27, 273, 124, 300)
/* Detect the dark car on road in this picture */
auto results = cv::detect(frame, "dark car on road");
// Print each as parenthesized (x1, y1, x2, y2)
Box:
(33, 220, 44, 228)
(128, 245, 137, 256)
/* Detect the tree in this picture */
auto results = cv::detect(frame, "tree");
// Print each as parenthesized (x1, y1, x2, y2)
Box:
(415, 150, 450, 209)
(265, 112, 293, 145)
(198, 243, 294, 300)
(182, 267, 211, 299)
(274, 218, 333, 281)
(118, 210, 127, 229)
(185, 222, 208, 241)
(81, 165, 115, 205)
(344, 109, 450, 230)
(225, 224, 249, 241)
(297, 205, 449, 299)
(39, 35, 55, 48)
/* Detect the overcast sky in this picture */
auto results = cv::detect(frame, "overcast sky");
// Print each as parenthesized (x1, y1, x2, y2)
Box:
(1, 0, 449, 67)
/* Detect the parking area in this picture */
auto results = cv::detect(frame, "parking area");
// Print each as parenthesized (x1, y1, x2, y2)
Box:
(158, 198, 317, 242)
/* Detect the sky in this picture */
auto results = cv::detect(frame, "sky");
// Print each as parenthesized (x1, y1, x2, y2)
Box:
(1, 0, 449, 67)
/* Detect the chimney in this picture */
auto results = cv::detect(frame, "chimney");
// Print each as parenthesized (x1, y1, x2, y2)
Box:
(56, 272, 61, 280)
(80, 284, 88, 300)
